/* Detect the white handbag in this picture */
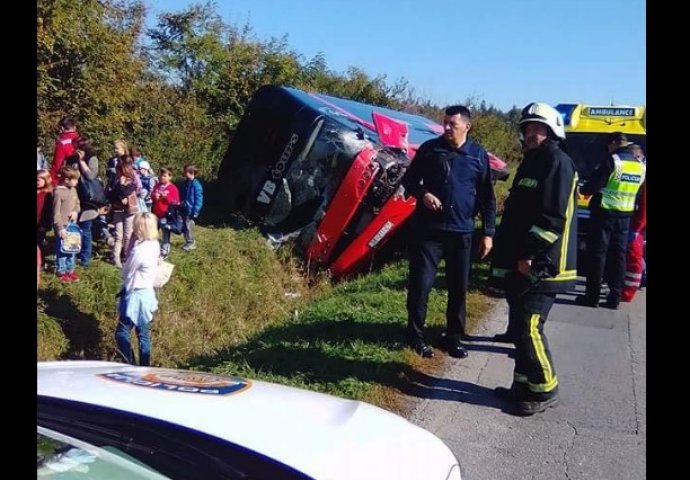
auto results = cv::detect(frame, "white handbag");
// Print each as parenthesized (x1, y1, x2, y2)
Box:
(154, 260, 174, 288)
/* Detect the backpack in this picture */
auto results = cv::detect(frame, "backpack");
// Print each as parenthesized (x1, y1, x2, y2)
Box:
(163, 204, 184, 234)
(77, 176, 108, 207)
(60, 222, 82, 254)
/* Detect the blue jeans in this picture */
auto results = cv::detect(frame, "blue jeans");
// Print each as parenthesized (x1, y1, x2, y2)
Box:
(78, 219, 93, 266)
(55, 237, 76, 275)
(115, 316, 151, 366)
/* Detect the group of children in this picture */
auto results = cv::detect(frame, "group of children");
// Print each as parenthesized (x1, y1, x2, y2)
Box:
(37, 142, 204, 281)
(38, 162, 203, 366)
(38, 118, 208, 365)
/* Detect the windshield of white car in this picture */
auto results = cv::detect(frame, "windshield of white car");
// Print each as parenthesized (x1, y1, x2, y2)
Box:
(38, 426, 170, 479)
(38, 396, 314, 480)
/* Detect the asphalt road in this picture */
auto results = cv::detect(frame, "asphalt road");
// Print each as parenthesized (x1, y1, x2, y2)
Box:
(408, 283, 646, 480)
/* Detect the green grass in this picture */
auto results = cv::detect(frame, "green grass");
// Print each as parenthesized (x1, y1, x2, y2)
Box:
(38, 226, 313, 364)
(38, 226, 495, 414)
(196, 258, 493, 413)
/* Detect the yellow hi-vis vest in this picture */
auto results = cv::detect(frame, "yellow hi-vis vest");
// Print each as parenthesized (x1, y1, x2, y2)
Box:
(600, 154, 646, 213)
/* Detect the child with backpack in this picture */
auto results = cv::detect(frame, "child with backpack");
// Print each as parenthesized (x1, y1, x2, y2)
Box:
(52, 166, 81, 282)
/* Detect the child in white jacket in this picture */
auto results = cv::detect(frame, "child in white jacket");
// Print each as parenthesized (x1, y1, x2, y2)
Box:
(115, 212, 160, 366)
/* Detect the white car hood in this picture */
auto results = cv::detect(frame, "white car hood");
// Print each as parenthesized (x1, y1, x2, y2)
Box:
(38, 361, 460, 480)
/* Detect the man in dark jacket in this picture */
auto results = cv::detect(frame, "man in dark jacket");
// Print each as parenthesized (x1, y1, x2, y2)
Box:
(402, 105, 496, 359)
(489, 102, 578, 416)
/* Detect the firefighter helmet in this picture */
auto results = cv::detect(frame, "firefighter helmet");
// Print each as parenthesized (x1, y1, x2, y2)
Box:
(519, 102, 566, 140)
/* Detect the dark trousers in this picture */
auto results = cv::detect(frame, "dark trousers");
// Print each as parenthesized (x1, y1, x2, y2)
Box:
(406, 230, 472, 344)
(585, 214, 630, 303)
(506, 286, 558, 396)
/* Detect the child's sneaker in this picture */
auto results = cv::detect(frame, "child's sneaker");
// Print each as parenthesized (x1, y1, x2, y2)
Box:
(57, 273, 71, 283)
(182, 242, 197, 251)
(69, 271, 80, 282)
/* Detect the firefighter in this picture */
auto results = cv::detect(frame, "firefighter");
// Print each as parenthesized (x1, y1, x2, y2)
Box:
(489, 102, 578, 415)
(576, 133, 646, 309)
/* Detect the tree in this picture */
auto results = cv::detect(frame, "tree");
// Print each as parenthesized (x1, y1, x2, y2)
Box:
(37, 0, 146, 153)
(38, 0, 520, 183)
(147, 1, 226, 96)
(127, 82, 221, 178)
(471, 113, 522, 164)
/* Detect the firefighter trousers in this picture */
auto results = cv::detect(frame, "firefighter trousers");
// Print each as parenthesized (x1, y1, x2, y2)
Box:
(505, 286, 558, 396)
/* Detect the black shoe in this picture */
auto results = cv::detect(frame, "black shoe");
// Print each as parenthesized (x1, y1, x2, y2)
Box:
(494, 384, 528, 402)
(441, 332, 469, 358)
(517, 395, 560, 416)
(446, 342, 468, 359)
(493, 332, 516, 343)
(575, 296, 599, 308)
(410, 342, 434, 358)
(602, 300, 620, 310)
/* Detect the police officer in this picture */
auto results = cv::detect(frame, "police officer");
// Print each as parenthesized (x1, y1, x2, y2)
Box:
(489, 102, 578, 415)
(402, 105, 496, 359)
(576, 132, 645, 309)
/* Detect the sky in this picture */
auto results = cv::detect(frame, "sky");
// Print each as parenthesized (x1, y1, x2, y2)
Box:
(145, 0, 646, 112)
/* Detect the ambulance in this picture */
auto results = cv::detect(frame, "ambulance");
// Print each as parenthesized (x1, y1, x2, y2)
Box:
(554, 104, 646, 256)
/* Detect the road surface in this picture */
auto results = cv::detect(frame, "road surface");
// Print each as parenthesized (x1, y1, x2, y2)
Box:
(409, 284, 646, 480)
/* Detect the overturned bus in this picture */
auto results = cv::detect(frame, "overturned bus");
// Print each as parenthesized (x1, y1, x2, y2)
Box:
(218, 85, 508, 278)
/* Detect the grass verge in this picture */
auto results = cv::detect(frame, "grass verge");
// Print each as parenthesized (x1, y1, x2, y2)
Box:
(38, 225, 495, 415)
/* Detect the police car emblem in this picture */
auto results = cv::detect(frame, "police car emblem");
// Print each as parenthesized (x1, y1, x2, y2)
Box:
(99, 370, 252, 396)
